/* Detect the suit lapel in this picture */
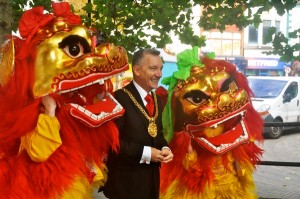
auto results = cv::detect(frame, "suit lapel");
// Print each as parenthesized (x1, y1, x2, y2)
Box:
(125, 83, 150, 131)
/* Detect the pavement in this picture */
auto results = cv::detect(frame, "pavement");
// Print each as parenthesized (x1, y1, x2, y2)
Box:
(253, 130, 300, 199)
(94, 131, 300, 199)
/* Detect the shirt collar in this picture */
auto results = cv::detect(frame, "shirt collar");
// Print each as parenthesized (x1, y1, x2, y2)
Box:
(133, 80, 152, 105)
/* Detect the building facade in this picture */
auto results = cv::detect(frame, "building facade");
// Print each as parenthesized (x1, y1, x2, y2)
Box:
(244, 7, 288, 76)
(200, 3, 300, 76)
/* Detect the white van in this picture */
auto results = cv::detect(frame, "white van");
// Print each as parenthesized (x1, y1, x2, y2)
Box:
(247, 76, 300, 138)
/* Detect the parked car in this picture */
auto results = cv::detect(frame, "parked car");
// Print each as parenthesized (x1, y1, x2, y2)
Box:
(247, 76, 300, 138)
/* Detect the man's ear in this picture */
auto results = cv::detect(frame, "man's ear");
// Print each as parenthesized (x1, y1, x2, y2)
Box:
(132, 65, 140, 76)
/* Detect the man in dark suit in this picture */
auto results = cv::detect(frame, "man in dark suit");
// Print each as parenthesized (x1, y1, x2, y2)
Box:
(103, 48, 173, 199)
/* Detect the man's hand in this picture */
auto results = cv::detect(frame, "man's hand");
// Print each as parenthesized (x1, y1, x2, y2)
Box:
(150, 147, 174, 163)
(150, 147, 165, 162)
(161, 148, 173, 163)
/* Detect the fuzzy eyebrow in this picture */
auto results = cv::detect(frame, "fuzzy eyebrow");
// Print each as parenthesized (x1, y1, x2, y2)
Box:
(220, 77, 234, 92)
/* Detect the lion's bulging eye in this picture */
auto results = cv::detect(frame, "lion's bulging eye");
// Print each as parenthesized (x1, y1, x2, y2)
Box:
(59, 35, 91, 59)
(63, 43, 84, 58)
(183, 90, 209, 106)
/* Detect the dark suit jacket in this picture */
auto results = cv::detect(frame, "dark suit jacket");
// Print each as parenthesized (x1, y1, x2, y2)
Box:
(103, 82, 168, 199)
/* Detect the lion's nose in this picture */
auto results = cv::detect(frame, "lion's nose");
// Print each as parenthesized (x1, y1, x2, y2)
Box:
(217, 94, 236, 112)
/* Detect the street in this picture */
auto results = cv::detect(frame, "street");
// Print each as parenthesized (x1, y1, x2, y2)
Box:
(95, 130, 300, 199)
(254, 129, 300, 199)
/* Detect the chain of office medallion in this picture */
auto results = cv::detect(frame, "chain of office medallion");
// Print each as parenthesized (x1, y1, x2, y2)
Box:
(122, 88, 158, 121)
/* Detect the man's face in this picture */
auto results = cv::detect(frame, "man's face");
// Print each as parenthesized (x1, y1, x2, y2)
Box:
(134, 54, 163, 93)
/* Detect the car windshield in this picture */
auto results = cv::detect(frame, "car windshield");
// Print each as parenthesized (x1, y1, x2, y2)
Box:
(248, 78, 288, 98)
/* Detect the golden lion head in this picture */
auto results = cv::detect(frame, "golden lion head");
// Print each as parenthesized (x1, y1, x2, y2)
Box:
(0, 2, 128, 128)
(162, 47, 263, 154)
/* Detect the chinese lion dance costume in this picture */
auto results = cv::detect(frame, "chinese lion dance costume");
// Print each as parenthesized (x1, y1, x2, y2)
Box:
(158, 47, 264, 199)
(0, 2, 128, 199)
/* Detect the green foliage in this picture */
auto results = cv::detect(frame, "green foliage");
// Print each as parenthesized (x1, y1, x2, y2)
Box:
(263, 27, 276, 44)
(194, 0, 298, 63)
(262, 0, 300, 63)
(196, 0, 297, 31)
(80, 0, 198, 54)
(10, 0, 299, 62)
(264, 28, 300, 63)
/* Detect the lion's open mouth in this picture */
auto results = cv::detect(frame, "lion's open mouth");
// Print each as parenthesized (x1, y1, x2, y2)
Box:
(54, 73, 125, 127)
(186, 103, 251, 154)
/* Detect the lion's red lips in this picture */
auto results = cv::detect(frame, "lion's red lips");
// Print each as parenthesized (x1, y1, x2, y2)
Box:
(195, 118, 249, 154)
(54, 72, 126, 127)
(185, 103, 251, 154)
(69, 92, 124, 127)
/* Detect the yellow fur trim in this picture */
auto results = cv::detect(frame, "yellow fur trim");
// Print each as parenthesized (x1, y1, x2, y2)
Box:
(182, 151, 197, 170)
(160, 167, 258, 199)
(58, 177, 90, 199)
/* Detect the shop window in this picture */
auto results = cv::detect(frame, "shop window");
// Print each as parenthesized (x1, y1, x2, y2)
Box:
(245, 69, 258, 76)
(222, 40, 232, 55)
(263, 20, 272, 44)
(275, 20, 280, 33)
(259, 69, 269, 76)
(203, 31, 241, 56)
(269, 70, 283, 76)
(212, 40, 222, 55)
(248, 25, 258, 43)
(232, 40, 240, 55)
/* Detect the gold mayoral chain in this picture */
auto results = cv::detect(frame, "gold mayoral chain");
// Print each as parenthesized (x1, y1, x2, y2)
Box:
(123, 88, 158, 137)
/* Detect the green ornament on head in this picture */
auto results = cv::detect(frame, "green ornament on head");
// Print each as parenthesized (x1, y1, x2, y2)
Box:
(161, 46, 213, 142)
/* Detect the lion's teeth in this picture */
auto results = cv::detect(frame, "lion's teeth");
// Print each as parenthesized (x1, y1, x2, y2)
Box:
(211, 124, 218, 128)
(85, 82, 93, 87)
(98, 79, 104, 85)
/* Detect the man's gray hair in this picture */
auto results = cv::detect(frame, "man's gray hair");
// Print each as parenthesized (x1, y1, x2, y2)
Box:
(132, 48, 160, 66)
